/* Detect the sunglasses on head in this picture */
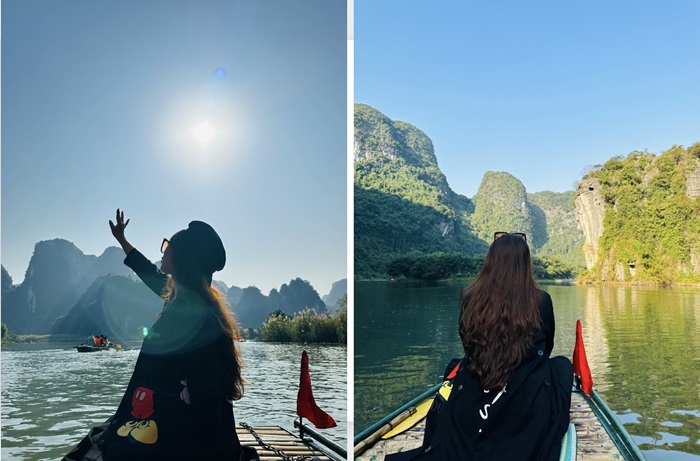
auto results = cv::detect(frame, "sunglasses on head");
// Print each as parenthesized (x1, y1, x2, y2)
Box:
(160, 238, 169, 254)
(494, 232, 527, 243)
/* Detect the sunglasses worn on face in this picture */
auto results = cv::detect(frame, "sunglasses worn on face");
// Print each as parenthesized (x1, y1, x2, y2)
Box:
(160, 238, 169, 254)
(494, 232, 527, 243)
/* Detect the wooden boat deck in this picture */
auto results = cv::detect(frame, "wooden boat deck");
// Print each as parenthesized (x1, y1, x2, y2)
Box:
(355, 392, 624, 460)
(236, 425, 335, 461)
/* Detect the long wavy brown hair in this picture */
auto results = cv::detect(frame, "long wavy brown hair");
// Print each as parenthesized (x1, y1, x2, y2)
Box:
(459, 233, 542, 390)
(162, 231, 245, 401)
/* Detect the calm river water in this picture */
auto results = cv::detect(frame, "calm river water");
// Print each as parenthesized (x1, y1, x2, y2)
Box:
(355, 280, 700, 460)
(1, 341, 347, 461)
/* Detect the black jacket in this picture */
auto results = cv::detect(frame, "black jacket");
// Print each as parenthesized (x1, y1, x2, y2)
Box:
(387, 291, 571, 461)
(97, 249, 244, 461)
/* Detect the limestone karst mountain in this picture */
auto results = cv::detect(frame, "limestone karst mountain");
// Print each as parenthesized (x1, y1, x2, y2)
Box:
(2, 239, 331, 334)
(574, 144, 700, 282)
(354, 104, 584, 277)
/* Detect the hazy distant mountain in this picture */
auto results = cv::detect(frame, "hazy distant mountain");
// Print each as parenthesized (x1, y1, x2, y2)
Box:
(2, 238, 330, 334)
(233, 286, 273, 328)
(322, 279, 346, 309)
(51, 274, 163, 340)
(231, 278, 327, 328)
(2, 265, 15, 294)
(2, 240, 99, 334)
(212, 280, 229, 294)
(227, 285, 243, 306)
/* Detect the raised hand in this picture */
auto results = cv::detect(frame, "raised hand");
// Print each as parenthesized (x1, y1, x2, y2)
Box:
(108, 209, 134, 256)
(109, 208, 130, 242)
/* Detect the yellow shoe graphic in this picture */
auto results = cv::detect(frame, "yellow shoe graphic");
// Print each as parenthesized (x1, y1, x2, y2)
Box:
(117, 420, 139, 437)
(117, 419, 158, 444)
(131, 419, 158, 444)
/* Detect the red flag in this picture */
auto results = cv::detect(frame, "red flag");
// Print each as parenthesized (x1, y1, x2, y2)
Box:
(446, 361, 461, 380)
(573, 320, 594, 397)
(297, 350, 336, 429)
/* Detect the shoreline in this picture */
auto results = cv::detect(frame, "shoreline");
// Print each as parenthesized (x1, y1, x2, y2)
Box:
(355, 276, 700, 288)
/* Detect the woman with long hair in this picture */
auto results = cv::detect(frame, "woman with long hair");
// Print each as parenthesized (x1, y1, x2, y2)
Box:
(63, 209, 257, 461)
(388, 232, 572, 461)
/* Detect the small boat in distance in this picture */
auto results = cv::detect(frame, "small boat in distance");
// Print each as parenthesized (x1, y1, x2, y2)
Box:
(74, 344, 116, 352)
(74, 334, 121, 352)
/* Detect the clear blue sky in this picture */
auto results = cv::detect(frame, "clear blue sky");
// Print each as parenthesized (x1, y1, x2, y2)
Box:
(2, 0, 347, 295)
(355, 0, 700, 198)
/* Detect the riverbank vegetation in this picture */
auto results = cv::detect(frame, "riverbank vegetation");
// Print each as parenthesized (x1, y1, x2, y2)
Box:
(1, 323, 80, 344)
(258, 307, 347, 344)
(385, 252, 581, 281)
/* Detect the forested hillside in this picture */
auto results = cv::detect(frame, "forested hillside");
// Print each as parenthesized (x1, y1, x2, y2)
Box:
(355, 104, 584, 278)
(354, 104, 486, 277)
(576, 143, 700, 282)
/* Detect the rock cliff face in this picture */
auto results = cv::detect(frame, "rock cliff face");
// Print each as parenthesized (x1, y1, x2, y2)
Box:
(574, 143, 700, 282)
(686, 159, 700, 198)
(574, 177, 605, 270)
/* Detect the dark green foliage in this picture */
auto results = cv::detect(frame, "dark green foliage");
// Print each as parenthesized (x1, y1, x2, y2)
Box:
(471, 172, 537, 245)
(260, 308, 347, 343)
(355, 187, 486, 278)
(470, 173, 585, 270)
(532, 257, 579, 279)
(387, 252, 483, 280)
(354, 104, 486, 278)
(1, 322, 8, 339)
(386, 252, 573, 280)
(585, 143, 700, 282)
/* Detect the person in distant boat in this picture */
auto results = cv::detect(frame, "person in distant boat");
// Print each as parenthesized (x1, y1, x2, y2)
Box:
(386, 232, 572, 461)
(63, 209, 258, 461)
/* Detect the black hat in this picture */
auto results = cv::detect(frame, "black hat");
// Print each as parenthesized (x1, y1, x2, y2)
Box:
(170, 221, 226, 274)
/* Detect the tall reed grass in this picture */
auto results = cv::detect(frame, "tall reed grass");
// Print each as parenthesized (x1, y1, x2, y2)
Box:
(260, 308, 347, 343)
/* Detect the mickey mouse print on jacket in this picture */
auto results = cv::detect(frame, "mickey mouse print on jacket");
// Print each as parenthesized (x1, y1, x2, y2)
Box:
(117, 386, 158, 444)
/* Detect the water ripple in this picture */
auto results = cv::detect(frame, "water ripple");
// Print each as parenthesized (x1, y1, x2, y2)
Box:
(2, 342, 346, 461)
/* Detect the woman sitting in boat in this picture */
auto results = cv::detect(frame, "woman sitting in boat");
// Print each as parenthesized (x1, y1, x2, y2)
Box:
(387, 232, 572, 461)
(63, 209, 257, 461)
